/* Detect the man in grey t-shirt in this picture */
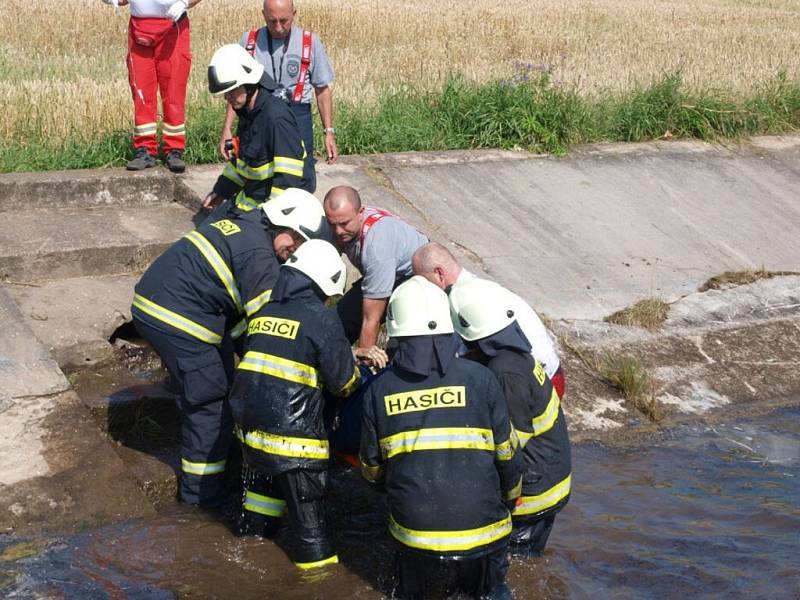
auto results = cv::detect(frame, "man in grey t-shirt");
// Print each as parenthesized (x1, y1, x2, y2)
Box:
(324, 185, 429, 368)
(219, 0, 337, 192)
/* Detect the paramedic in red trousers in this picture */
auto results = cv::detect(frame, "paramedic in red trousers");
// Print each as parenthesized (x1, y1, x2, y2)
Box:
(229, 240, 360, 569)
(102, 0, 200, 173)
(359, 276, 522, 600)
(219, 0, 338, 192)
(412, 242, 566, 398)
(204, 44, 311, 214)
(323, 185, 428, 369)
(450, 278, 572, 557)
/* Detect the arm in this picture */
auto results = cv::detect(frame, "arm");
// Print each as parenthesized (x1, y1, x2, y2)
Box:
(314, 86, 337, 164)
(354, 297, 389, 369)
(488, 375, 523, 505)
(219, 104, 237, 160)
(358, 388, 384, 484)
(317, 315, 361, 398)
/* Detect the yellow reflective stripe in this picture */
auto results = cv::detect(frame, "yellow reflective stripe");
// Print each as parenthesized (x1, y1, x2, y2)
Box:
(181, 458, 226, 475)
(244, 289, 272, 316)
(274, 155, 304, 177)
(231, 318, 247, 339)
(295, 554, 338, 570)
(237, 428, 329, 460)
(243, 160, 275, 181)
(338, 365, 360, 396)
(244, 490, 286, 517)
(238, 351, 320, 388)
(270, 187, 286, 198)
(234, 190, 260, 212)
(495, 435, 516, 462)
(132, 294, 222, 344)
(513, 474, 572, 517)
(389, 514, 512, 553)
(531, 388, 560, 437)
(222, 162, 245, 187)
(162, 122, 185, 135)
(515, 427, 533, 447)
(379, 427, 494, 460)
(360, 459, 383, 483)
(134, 122, 157, 135)
(506, 476, 523, 501)
(184, 231, 243, 313)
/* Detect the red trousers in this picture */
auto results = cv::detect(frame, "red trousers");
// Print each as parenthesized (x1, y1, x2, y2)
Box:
(127, 16, 191, 154)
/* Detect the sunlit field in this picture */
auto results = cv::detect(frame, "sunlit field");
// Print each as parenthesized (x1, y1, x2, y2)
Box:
(1, 0, 798, 169)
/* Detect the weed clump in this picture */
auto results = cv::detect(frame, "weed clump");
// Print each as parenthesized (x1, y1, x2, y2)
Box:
(598, 353, 662, 422)
(699, 267, 800, 292)
(604, 298, 670, 330)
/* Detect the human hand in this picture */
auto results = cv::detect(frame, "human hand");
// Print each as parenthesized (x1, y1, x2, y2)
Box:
(220, 135, 232, 160)
(166, 0, 186, 21)
(324, 132, 338, 164)
(353, 345, 388, 370)
(202, 192, 222, 210)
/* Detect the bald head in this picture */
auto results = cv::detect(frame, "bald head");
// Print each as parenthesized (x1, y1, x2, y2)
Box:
(324, 185, 361, 213)
(324, 186, 364, 245)
(263, 0, 295, 38)
(412, 242, 462, 290)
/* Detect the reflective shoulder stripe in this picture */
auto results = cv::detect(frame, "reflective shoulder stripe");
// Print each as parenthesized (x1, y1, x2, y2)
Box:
(389, 514, 512, 553)
(132, 294, 222, 345)
(181, 458, 226, 476)
(244, 289, 272, 317)
(379, 427, 494, 460)
(230, 317, 247, 339)
(238, 428, 329, 460)
(184, 230, 243, 313)
(531, 388, 560, 437)
(506, 475, 523, 501)
(273, 155, 304, 177)
(238, 351, 320, 388)
(513, 474, 572, 517)
(235, 190, 260, 212)
(295, 554, 339, 570)
(244, 489, 286, 517)
(243, 160, 276, 181)
(360, 459, 383, 483)
(222, 162, 245, 187)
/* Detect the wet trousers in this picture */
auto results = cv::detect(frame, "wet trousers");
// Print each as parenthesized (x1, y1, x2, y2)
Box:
(289, 102, 316, 192)
(241, 466, 337, 568)
(133, 316, 234, 506)
(127, 16, 191, 154)
(395, 543, 512, 600)
(509, 513, 557, 558)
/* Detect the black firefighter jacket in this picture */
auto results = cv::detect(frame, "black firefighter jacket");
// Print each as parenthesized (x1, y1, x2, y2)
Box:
(229, 284, 360, 476)
(132, 209, 278, 346)
(359, 358, 523, 558)
(484, 350, 572, 520)
(212, 77, 310, 213)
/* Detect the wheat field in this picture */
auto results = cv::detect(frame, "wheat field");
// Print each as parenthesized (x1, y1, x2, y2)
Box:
(1, 0, 798, 143)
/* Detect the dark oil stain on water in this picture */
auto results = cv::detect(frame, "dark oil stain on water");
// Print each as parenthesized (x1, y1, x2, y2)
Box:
(1, 407, 798, 600)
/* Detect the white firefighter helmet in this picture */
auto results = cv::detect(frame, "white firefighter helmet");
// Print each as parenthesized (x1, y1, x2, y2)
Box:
(448, 278, 516, 341)
(207, 44, 264, 96)
(387, 276, 454, 338)
(282, 239, 346, 297)
(262, 189, 329, 241)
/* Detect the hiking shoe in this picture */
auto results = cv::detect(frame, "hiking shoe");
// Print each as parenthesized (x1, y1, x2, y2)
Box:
(165, 150, 186, 174)
(126, 148, 156, 171)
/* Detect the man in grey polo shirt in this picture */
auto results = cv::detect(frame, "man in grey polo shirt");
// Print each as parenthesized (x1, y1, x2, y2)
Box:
(324, 185, 428, 368)
(220, 0, 337, 192)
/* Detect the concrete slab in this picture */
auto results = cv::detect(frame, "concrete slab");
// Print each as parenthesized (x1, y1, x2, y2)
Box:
(0, 204, 195, 282)
(7, 275, 139, 369)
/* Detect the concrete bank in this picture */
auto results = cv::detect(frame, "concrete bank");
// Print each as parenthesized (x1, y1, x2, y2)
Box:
(0, 135, 798, 531)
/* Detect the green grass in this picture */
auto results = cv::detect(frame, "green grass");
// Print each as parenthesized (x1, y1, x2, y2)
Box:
(2, 70, 799, 172)
(598, 353, 662, 422)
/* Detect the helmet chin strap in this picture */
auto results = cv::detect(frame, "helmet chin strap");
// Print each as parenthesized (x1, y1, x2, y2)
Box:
(235, 85, 259, 117)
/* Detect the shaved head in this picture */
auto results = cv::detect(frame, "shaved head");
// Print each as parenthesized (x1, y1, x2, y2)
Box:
(412, 242, 462, 290)
(324, 186, 364, 245)
(323, 185, 361, 212)
(263, 0, 295, 38)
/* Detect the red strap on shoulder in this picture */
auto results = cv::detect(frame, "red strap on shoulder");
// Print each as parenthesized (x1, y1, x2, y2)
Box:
(292, 30, 313, 103)
(245, 29, 258, 56)
(359, 208, 393, 251)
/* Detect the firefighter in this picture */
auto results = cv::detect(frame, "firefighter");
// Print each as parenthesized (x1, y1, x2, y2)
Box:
(203, 44, 311, 214)
(131, 188, 327, 507)
(228, 239, 360, 569)
(449, 278, 572, 557)
(359, 276, 522, 599)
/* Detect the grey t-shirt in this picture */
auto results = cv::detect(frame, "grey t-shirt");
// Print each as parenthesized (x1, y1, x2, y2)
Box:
(238, 25, 334, 105)
(345, 208, 429, 299)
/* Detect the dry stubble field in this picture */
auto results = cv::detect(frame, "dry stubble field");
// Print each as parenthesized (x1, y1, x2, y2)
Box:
(1, 0, 798, 146)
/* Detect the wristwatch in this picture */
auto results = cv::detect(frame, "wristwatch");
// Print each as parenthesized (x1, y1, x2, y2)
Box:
(323, 127, 336, 135)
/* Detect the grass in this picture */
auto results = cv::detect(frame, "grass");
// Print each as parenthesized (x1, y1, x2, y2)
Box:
(598, 353, 662, 422)
(699, 267, 800, 292)
(1, 0, 800, 171)
(605, 297, 670, 330)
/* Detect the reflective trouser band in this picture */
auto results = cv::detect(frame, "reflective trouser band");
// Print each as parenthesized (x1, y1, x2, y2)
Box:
(389, 514, 512, 553)
(360, 459, 383, 483)
(380, 427, 494, 460)
(184, 230, 242, 313)
(295, 554, 339, 570)
(274, 155, 304, 177)
(238, 351, 320, 388)
(531, 388, 561, 436)
(244, 289, 272, 317)
(506, 476, 523, 501)
(181, 458, 226, 476)
(236, 428, 329, 460)
(244, 490, 286, 517)
(222, 162, 245, 187)
(132, 294, 222, 344)
(162, 122, 185, 136)
(134, 122, 157, 136)
(513, 474, 572, 517)
(234, 191, 260, 212)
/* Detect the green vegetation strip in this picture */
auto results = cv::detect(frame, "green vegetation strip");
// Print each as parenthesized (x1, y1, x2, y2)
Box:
(2, 71, 799, 172)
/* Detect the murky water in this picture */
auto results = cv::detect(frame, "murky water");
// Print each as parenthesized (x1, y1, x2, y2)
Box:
(2, 406, 798, 599)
